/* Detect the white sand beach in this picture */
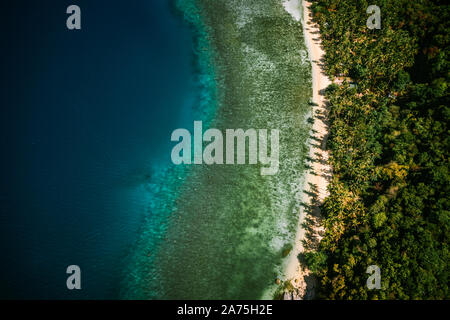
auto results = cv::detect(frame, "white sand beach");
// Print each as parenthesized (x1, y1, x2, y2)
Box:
(282, 0, 331, 299)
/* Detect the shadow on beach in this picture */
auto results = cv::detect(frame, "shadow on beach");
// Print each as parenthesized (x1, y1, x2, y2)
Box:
(295, 0, 332, 298)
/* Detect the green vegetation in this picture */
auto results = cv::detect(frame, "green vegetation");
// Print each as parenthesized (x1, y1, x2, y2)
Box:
(307, 0, 449, 299)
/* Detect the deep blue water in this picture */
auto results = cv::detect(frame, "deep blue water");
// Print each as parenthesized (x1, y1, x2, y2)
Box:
(0, 0, 197, 299)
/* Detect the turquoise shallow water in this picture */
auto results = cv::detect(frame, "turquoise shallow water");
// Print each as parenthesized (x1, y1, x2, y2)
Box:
(122, 0, 312, 299)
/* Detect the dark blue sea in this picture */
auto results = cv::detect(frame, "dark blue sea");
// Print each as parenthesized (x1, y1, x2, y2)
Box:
(0, 0, 197, 299)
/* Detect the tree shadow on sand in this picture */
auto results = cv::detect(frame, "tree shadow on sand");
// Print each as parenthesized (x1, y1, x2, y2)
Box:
(295, 75, 331, 300)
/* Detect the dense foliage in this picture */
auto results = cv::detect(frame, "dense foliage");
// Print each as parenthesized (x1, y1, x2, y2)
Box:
(307, 0, 449, 299)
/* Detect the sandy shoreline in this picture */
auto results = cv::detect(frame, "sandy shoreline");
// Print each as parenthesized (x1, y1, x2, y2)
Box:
(282, 0, 331, 299)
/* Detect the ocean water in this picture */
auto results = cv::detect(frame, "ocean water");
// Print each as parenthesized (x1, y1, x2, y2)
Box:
(0, 0, 199, 299)
(0, 0, 312, 300)
(121, 0, 312, 299)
